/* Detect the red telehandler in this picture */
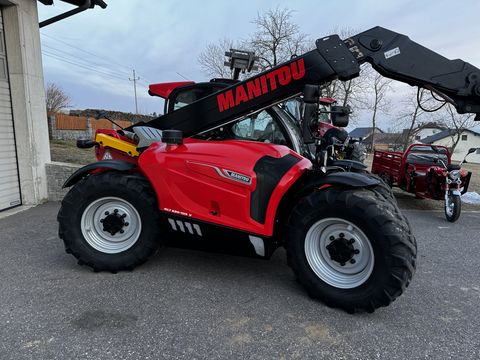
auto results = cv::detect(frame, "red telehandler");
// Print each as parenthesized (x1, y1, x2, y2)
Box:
(58, 27, 480, 313)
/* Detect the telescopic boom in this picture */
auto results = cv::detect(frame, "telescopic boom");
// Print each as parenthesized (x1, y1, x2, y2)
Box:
(145, 26, 480, 137)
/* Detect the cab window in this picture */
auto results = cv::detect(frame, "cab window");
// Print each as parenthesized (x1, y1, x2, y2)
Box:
(231, 111, 287, 145)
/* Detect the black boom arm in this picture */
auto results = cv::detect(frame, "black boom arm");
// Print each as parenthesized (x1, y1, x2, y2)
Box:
(344, 27, 480, 117)
(146, 26, 480, 136)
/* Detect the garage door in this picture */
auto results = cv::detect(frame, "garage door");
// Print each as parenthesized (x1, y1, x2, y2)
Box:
(0, 10, 21, 211)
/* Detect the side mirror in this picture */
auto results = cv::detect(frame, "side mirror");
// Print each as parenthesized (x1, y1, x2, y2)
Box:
(331, 105, 350, 127)
(468, 147, 478, 154)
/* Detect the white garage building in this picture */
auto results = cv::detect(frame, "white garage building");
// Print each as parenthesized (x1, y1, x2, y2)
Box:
(0, 0, 105, 212)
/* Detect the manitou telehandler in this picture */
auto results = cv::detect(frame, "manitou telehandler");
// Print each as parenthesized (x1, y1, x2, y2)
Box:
(59, 27, 480, 313)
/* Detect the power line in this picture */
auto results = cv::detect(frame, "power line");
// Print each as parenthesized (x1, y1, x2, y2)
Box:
(136, 73, 155, 86)
(41, 34, 157, 88)
(42, 50, 127, 82)
(41, 33, 134, 73)
(43, 50, 126, 81)
(42, 43, 131, 79)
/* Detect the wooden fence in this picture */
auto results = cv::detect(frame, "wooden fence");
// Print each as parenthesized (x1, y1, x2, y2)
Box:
(55, 114, 87, 130)
(54, 113, 133, 130)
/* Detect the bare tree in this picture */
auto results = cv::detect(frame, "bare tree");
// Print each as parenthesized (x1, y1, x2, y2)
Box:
(395, 89, 438, 150)
(198, 38, 235, 79)
(443, 104, 476, 152)
(248, 7, 310, 71)
(366, 73, 393, 150)
(46, 82, 72, 113)
(198, 7, 310, 79)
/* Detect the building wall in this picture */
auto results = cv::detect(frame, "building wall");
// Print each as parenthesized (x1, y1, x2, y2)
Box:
(2, 0, 50, 205)
(432, 131, 480, 163)
(414, 128, 443, 141)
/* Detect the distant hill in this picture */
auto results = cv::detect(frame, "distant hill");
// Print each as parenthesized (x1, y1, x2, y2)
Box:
(69, 109, 156, 123)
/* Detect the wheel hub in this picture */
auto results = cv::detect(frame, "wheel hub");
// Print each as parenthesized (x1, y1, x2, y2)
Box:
(101, 209, 128, 235)
(326, 236, 357, 265)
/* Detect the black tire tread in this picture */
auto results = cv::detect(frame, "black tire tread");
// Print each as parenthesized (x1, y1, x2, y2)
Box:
(445, 194, 461, 222)
(58, 172, 161, 272)
(286, 186, 416, 313)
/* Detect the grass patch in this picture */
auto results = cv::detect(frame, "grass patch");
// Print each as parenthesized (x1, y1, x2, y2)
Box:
(50, 140, 96, 165)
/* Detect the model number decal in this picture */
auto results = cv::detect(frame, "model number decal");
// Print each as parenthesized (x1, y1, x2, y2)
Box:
(163, 208, 192, 217)
(384, 47, 400, 59)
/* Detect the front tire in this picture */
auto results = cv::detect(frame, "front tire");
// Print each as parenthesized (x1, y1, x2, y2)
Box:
(287, 186, 416, 313)
(445, 193, 461, 222)
(58, 172, 162, 272)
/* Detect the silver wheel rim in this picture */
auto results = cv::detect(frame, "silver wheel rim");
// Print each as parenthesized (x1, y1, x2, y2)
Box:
(304, 218, 374, 289)
(81, 197, 142, 254)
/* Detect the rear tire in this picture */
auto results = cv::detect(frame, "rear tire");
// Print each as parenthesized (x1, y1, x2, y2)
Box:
(348, 142, 366, 163)
(58, 172, 162, 272)
(445, 193, 461, 222)
(287, 186, 416, 313)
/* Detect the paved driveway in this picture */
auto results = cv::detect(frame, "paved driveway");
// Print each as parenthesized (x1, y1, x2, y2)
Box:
(1, 203, 479, 359)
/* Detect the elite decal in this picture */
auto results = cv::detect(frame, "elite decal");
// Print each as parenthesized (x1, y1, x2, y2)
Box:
(223, 170, 252, 185)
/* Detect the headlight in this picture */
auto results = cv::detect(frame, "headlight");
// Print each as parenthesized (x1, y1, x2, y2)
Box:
(449, 170, 460, 180)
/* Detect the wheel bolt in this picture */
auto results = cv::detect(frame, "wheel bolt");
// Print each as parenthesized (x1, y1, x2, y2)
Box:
(100, 219, 104, 223)
(329, 236, 335, 241)
(105, 211, 109, 215)
(340, 262, 345, 266)
(120, 230, 124, 234)
(350, 259, 356, 264)
(354, 249, 360, 254)
(349, 238, 355, 244)
(114, 209, 119, 214)
(339, 233, 345, 238)
(124, 222, 129, 226)
(121, 214, 127, 218)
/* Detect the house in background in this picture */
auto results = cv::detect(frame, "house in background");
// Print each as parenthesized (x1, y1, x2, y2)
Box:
(349, 127, 384, 140)
(349, 127, 407, 151)
(420, 128, 480, 163)
(362, 132, 405, 151)
(401, 122, 447, 144)
(350, 122, 455, 153)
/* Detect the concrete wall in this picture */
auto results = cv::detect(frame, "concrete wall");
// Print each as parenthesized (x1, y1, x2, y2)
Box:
(2, 0, 50, 205)
(45, 162, 81, 201)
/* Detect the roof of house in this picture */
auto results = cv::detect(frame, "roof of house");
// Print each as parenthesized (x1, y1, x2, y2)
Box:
(420, 128, 480, 144)
(415, 121, 447, 131)
(363, 132, 404, 145)
(349, 127, 383, 138)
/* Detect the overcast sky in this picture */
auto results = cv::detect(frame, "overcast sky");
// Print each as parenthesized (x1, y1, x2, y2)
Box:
(38, 0, 480, 129)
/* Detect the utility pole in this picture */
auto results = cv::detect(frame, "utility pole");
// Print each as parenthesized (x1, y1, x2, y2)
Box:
(129, 69, 140, 114)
